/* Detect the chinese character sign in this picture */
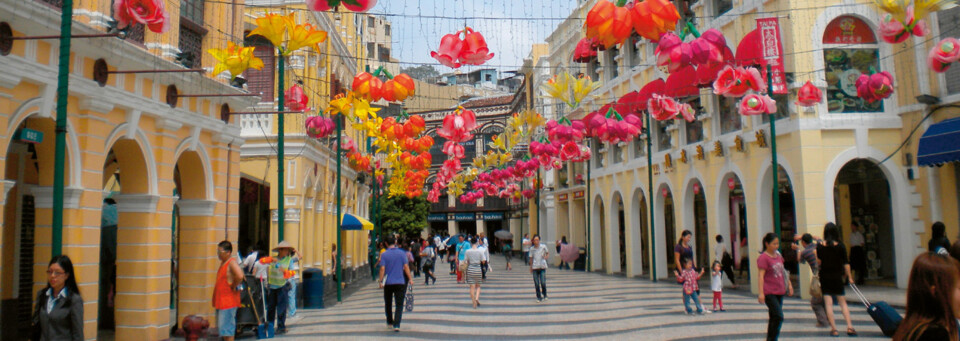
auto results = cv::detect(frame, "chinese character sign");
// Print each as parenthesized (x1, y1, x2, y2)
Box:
(756, 17, 787, 94)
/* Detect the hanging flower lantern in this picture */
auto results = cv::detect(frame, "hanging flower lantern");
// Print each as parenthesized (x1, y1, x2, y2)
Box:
(305, 0, 377, 12)
(795, 81, 823, 107)
(382, 73, 416, 102)
(712, 65, 765, 97)
(437, 108, 478, 143)
(655, 32, 692, 73)
(248, 13, 327, 56)
(628, 0, 681, 41)
(929, 38, 960, 73)
(430, 33, 464, 68)
(573, 37, 600, 63)
(208, 42, 265, 80)
(584, 0, 633, 49)
(855, 72, 894, 103)
(113, 0, 171, 34)
(352, 72, 383, 102)
(430, 27, 495, 68)
(305, 116, 335, 138)
(738, 94, 777, 116)
(690, 29, 728, 66)
(648, 94, 680, 121)
(284, 84, 309, 112)
(678, 103, 696, 122)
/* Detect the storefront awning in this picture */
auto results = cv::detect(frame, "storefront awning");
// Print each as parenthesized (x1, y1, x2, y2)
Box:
(735, 28, 766, 67)
(918, 117, 960, 166)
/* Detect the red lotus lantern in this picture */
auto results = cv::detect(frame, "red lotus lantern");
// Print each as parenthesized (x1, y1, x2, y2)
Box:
(306, 0, 377, 12)
(382, 73, 416, 102)
(352, 72, 383, 102)
(284, 84, 309, 112)
(431, 33, 464, 68)
(437, 108, 478, 143)
(693, 183, 700, 194)
(655, 33, 692, 73)
(727, 178, 736, 190)
(113, 0, 171, 34)
(342, 0, 377, 12)
(855, 72, 894, 103)
(573, 37, 600, 63)
(662, 187, 668, 197)
(795, 81, 823, 107)
(712, 65, 765, 97)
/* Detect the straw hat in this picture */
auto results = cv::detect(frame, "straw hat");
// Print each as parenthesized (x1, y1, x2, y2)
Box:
(272, 241, 295, 252)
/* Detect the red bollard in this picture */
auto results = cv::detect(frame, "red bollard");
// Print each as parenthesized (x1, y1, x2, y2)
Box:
(181, 315, 210, 341)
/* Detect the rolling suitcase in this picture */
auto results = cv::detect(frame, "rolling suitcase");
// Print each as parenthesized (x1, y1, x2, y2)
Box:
(850, 282, 902, 337)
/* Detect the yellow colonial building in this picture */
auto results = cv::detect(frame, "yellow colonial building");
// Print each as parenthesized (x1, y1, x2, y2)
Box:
(0, 0, 255, 339)
(535, 0, 960, 294)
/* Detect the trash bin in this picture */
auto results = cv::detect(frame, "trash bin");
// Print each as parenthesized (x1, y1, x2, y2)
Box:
(303, 268, 324, 309)
(574, 248, 587, 271)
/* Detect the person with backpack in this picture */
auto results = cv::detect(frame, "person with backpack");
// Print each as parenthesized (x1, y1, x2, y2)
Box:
(793, 233, 829, 328)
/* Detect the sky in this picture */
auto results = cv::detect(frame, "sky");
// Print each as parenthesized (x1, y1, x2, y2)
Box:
(369, 0, 580, 75)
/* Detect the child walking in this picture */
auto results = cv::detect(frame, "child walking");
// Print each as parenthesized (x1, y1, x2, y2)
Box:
(678, 257, 705, 314)
(711, 261, 725, 312)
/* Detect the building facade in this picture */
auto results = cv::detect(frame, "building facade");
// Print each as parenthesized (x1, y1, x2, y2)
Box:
(536, 0, 960, 293)
(0, 0, 252, 339)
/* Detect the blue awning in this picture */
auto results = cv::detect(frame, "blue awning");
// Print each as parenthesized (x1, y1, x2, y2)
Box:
(919, 117, 960, 166)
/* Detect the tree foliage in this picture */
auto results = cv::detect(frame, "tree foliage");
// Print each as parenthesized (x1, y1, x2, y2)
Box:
(400, 65, 440, 81)
(378, 194, 429, 237)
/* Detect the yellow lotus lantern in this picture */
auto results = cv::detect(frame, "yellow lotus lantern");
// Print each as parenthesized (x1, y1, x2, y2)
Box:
(248, 12, 328, 56)
(208, 42, 264, 80)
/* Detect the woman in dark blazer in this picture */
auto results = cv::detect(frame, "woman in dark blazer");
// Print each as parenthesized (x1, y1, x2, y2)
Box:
(33, 254, 84, 341)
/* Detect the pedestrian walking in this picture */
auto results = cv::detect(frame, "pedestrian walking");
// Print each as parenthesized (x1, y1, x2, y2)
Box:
(529, 235, 550, 303)
(32, 254, 83, 341)
(928, 221, 950, 253)
(213, 241, 244, 341)
(479, 237, 490, 281)
(757, 233, 792, 341)
(522, 234, 531, 265)
(893, 252, 960, 340)
(678, 257, 705, 314)
(849, 222, 867, 285)
(420, 240, 437, 285)
(817, 223, 857, 337)
(674, 230, 695, 274)
(411, 241, 422, 278)
(456, 235, 469, 283)
(265, 241, 298, 335)
(465, 237, 485, 308)
(378, 235, 413, 332)
(793, 233, 829, 328)
(287, 248, 302, 318)
(714, 235, 737, 288)
(503, 240, 513, 270)
(434, 235, 445, 263)
(710, 261, 725, 312)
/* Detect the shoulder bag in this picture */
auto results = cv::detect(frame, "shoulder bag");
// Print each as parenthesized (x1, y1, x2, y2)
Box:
(809, 270, 823, 298)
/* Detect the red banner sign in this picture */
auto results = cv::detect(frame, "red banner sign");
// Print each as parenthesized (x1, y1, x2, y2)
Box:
(573, 190, 584, 199)
(756, 17, 787, 94)
(559, 193, 569, 201)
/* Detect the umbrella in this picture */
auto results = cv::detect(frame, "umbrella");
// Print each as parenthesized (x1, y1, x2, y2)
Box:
(560, 243, 580, 263)
(341, 213, 374, 231)
(494, 230, 513, 240)
(443, 234, 465, 246)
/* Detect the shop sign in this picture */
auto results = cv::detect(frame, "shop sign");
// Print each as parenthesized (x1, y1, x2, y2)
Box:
(573, 190, 584, 199)
(481, 212, 503, 220)
(558, 193, 568, 201)
(453, 213, 475, 221)
(427, 213, 446, 222)
(822, 15, 877, 45)
(756, 17, 787, 94)
(14, 128, 43, 144)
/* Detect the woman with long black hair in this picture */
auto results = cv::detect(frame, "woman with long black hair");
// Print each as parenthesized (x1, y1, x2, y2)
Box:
(673, 230, 695, 276)
(34, 254, 84, 340)
(818, 223, 857, 337)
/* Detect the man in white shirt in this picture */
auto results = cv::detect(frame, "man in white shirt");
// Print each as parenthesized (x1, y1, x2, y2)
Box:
(478, 237, 490, 281)
(849, 222, 867, 285)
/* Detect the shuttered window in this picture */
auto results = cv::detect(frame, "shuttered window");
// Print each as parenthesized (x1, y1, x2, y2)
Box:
(245, 44, 275, 102)
(940, 7, 960, 94)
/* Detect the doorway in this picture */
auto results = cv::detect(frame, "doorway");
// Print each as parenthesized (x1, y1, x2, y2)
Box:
(618, 198, 626, 273)
(834, 159, 895, 284)
(663, 190, 676, 274)
(693, 184, 708, 270)
(239, 177, 270, 258)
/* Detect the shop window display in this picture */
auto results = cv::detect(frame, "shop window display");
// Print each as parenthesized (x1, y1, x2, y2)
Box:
(822, 16, 884, 114)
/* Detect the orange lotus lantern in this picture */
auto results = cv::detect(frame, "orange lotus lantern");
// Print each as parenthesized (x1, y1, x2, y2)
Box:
(352, 72, 383, 102)
(629, 0, 681, 41)
(585, 0, 633, 49)
(382, 73, 416, 102)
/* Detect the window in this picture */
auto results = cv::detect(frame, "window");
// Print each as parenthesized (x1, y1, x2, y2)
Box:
(592, 140, 602, 168)
(718, 96, 742, 134)
(245, 35, 275, 102)
(378, 46, 390, 62)
(628, 35, 640, 68)
(572, 161, 585, 185)
(606, 46, 620, 80)
(558, 164, 569, 188)
(655, 119, 672, 151)
(612, 141, 624, 163)
(485, 74, 493, 82)
(714, 0, 733, 17)
(587, 59, 600, 81)
(385, 24, 391, 36)
(126, 24, 146, 45)
(368, 17, 375, 28)
(939, 7, 960, 94)
(822, 16, 883, 113)
(36, 0, 62, 9)
(762, 93, 791, 122)
(634, 135, 646, 159)
(180, 0, 205, 26)
(367, 42, 375, 58)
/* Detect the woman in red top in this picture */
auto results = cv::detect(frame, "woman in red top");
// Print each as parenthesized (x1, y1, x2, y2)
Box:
(214, 241, 244, 341)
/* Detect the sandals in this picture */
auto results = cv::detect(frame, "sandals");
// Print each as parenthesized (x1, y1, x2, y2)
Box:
(830, 329, 839, 337)
(847, 328, 858, 337)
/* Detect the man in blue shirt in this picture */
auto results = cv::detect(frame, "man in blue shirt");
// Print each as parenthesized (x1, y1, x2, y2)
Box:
(455, 235, 469, 283)
(378, 235, 412, 332)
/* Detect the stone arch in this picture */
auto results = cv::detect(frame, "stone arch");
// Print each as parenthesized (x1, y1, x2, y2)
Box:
(629, 185, 649, 277)
(608, 191, 626, 274)
(653, 178, 676, 279)
(104, 123, 159, 196)
(6, 97, 82, 187)
(823, 147, 912, 287)
(681, 175, 709, 268)
(173, 139, 213, 201)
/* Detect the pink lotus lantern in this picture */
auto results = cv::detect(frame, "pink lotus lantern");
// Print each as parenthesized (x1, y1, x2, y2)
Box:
(342, 0, 377, 12)
(437, 109, 478, 143)
(929, 38, 960, 73)
(855, 72, 894, 103)
(460, 28, 495, 66)
(690, 29, 728, 66)
(795, 81, 823, 107)
(712, 65, 765, 97)
(306, 0, 377, 12)
(655, 33, 692, 73)
(113, 0, 171, 33)
(284, 84, 309, 112)
(738, 94, 777, 116)
(305, 116, 334, 138)
(678, 103, 696, 122)
(430, 33, 464, 69)
(648, 94, 680, 121)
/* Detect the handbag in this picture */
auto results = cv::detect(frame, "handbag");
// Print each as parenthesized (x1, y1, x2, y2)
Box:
(404, 285, 414, 312)
(809, 271, 823, 298)
(458, 260, 468, 273)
